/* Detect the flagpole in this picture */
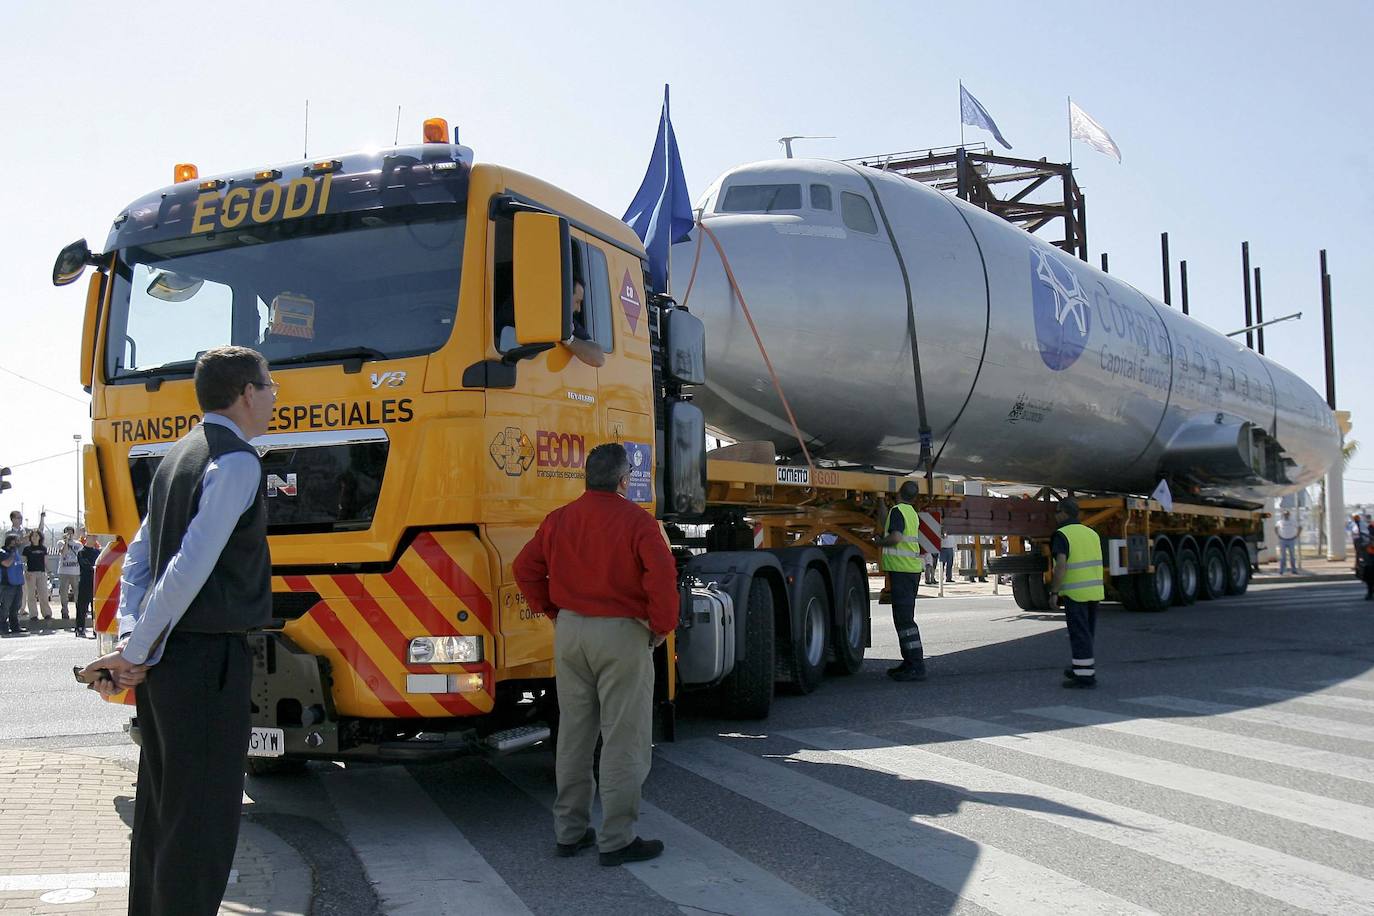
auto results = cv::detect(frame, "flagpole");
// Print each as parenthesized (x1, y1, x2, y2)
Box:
(1067, 95, 1073, 168)
(959, 80, 965, 149)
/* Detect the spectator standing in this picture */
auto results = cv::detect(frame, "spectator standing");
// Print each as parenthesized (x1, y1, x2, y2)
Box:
(1, 534, 25, 635)
(22, 530, 51, 632)
(5, 511, 27, 620)
(75, 535, 101, 638)
(1275, 511, 1301, 575)
(80, 345, 277, 915)
(514, 443, 676, 866)
(56, 526, 81, 618)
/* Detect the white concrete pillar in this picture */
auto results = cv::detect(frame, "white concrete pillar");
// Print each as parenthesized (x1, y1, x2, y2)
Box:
(1328, 466, 1347, 561)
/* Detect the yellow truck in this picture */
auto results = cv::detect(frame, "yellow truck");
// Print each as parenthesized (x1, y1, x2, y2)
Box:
(54, 119, 892, 770)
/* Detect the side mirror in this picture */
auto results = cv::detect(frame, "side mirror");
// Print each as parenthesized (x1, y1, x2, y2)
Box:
(53, 238, 95, 287)
(512, 212, 571, 346)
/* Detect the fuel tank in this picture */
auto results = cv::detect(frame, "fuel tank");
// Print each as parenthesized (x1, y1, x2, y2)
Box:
(671, 159, 1340, 499)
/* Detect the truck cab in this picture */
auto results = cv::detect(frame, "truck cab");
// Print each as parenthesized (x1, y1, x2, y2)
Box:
(57, 122, 709, 764)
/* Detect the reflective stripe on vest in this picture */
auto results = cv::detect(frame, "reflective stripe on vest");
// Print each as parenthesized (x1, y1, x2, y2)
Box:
(882, 503, 925, 573)
(1059, 523, 1105, 601)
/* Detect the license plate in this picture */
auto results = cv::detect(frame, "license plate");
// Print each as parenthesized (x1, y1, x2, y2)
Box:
(248, 727, 285, 757)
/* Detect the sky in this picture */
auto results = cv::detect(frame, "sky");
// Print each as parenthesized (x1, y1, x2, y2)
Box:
(3, 0, 1372, 529)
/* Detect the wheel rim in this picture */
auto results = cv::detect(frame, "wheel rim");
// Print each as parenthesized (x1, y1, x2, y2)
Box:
(1179, 556, 1198, 597)
(1206, 555, 1226, 593)
(1155, 562, 1174, 604)
(1229, 552, 1248, 588)
(844, 585, 864, 649)
(803, 597, 827, 667)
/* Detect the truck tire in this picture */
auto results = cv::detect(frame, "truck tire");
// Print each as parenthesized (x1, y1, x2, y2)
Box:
(1173, 546, 1200, 606)
(1225, 542, 1252, 596)
(1199, 543, 1228, 601)
(1012, 574, 1036, 611)
(1125, 549, 1174, 612)
(827, 560, 866, 676)
(1013, 573, 1052, 611)
(777, 568, 829, 695)
(715, 574, 775, 719)
(246, 756, 308, 777)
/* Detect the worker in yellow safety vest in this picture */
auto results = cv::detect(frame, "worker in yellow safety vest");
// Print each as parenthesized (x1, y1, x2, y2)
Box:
(878, 480, 927, 682)
(1048, 498, 1105, 688)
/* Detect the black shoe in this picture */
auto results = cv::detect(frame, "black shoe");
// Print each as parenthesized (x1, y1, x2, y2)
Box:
(889, 662, 927, 682)
(599, 837, 664, 866)
(556, 828, 595, 858)
(1062, 675, 1097, 689)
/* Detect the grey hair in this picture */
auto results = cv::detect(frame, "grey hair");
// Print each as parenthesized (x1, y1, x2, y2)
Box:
(586, 443, 631, 492)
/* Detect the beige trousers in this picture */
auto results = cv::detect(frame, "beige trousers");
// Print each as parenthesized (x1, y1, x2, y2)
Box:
(553, 611, 654, 853)
(25, 571, 51, 619)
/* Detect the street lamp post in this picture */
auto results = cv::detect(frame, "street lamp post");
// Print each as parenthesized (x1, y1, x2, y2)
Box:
(72, 434, 82, 529)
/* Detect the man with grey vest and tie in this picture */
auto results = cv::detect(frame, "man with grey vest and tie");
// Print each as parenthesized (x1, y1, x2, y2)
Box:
(81, 345, 276, 915)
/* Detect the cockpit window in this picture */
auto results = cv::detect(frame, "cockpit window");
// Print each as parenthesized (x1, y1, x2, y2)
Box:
(841, 192, 878, 234)
(809, 184, 833, 211)
(719, 184, 802, 213)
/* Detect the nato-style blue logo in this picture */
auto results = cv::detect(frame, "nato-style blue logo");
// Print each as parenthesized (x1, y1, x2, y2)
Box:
(1030, 247, 1091, 370)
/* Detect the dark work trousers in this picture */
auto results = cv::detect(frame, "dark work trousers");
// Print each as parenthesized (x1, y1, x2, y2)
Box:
(129, 632, 252, 916)
(1, 583, 21, 633)
(889, 572, 923, 663)
(75, 577, 93, 634)
(1063, 598, 1098, 679)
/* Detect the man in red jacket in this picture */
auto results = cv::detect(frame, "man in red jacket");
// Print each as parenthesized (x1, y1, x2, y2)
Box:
(515, 443, 678, 866)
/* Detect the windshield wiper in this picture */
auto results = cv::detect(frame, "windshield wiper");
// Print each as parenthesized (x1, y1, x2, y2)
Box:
(270, 346, 388, 374)
(113, 359, 199, 381)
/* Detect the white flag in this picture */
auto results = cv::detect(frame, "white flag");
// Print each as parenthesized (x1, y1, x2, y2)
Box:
(1070, 101, 1122, 163)
(1150, 479, 1174, 512)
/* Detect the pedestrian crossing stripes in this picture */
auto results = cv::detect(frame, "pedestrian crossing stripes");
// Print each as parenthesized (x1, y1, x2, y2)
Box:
(1021, 704, 1374, 784)
(1126, 694, 1374, 743)
(1312, 677, 1374, 695)
(323, 765, 533, 915)
(496, 755, 840, 916)
(306, 677, 1374, 916)
(908, 715, 1374, 843)
(782, 726, 1374, 915)
(1227, 685, 1374, 712)
(658, 738, 1153, 915)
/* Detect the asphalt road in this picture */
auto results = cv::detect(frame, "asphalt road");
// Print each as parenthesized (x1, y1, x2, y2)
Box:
(6, 577, 1374, 915)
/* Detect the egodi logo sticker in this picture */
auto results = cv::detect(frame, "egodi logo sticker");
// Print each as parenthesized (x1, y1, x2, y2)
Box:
(536, 431, 585, 469)
(1030, 247, 1092, 371)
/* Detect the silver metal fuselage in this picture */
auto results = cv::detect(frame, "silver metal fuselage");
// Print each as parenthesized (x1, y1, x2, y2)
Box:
(673, 159, 1339, 500)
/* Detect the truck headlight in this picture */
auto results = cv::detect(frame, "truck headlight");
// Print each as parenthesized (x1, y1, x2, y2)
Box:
(408, 635, 483, 664)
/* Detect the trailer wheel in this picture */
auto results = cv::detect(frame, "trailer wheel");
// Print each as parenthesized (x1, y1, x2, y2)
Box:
(1225, 543, 1251, 596)
(1173, 546, 1200, 606)
(777, 568, 829, 694)
(716, 574, 775, 719)
(246, 756, 308, 777)
(1012, 574, 1036, 611)
(1125, 549, 1174, 612)
(1199, 544, 1228, 600)
(827, 560, 867, 676)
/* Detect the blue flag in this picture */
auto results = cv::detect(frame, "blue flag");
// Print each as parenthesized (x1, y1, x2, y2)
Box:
(960, 84, 1012, 150)
(623, 85, 694, 294)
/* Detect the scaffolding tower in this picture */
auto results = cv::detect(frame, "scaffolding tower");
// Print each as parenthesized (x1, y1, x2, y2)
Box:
(846, 144, 1088, 262)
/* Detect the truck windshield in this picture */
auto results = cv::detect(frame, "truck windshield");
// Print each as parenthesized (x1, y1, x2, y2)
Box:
(104, 203, 465, 381)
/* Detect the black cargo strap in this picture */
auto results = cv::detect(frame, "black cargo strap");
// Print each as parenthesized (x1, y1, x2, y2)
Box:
(845, 165, 933, 484)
